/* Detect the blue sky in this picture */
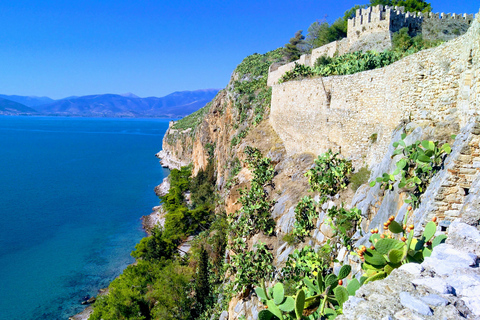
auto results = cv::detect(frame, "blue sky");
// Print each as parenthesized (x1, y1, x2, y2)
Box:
(0, 0, 477, 99)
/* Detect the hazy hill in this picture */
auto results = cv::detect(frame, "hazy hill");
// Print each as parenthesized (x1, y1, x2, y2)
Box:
(34, 89, 220, 117)
(0, 95, 54, 107)
(0, 98, 38, 115)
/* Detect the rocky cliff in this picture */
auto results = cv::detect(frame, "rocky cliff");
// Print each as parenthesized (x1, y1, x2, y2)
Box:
(156, 10, 480, 320)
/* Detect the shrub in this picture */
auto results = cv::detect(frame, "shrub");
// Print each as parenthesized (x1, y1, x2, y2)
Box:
(305, 149, 353, 196)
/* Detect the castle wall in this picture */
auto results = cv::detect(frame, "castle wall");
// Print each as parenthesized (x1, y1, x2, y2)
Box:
(270, 12, 480, 170)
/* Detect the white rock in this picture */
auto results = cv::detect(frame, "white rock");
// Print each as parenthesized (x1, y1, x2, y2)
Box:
(411, 278, 454, 294)
(399, 263, 424, 276)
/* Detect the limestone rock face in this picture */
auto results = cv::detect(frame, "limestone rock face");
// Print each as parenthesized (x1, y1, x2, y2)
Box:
(337, 222, 480, 320)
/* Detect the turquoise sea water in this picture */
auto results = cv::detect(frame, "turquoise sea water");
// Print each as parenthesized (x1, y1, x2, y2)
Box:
(0, 116, 171, 320)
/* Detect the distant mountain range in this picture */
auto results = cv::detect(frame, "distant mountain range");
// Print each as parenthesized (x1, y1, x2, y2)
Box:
(0, 89, 220, 117)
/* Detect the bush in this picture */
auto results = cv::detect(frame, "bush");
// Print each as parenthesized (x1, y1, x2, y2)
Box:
(305, 149, 353, 196)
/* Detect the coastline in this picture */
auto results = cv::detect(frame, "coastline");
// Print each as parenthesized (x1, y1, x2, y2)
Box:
(69, 168, 170, 319)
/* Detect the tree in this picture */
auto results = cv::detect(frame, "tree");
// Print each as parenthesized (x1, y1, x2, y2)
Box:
(369, 0, 432, 13)
(192, 247, 211, 317)
(283, 30, 305, 61)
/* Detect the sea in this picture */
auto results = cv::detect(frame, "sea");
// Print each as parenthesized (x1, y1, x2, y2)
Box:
(0, 116, 172, 320)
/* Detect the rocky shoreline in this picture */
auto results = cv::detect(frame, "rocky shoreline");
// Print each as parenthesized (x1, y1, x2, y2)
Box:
(70, 166, 170, 319)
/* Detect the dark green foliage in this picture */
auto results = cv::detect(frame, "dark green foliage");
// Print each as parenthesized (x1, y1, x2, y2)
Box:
(279, 63, 315, 83)
(305, 149, 353, 196)
(314, 55, 334, 68)
(190, 159, 216, 208)
(192, 247, 211, 317)
(305, 18, 347, 50)
(370, 133, 452, 208)
(230, 147, 276, 238)
(282, 246, 328, 282)
(350, 167, 371, 191)
(288, 196, 319, 242)
(281, 34, 443, 83)
(327, 206, 362, 249)
(231, 50, 280, 133)
(392, 28, 443, 53)
(233, 49, 284, 95)
(131, 226, 176, 261)
(90, 259, 194, 320)
(369, 0, 432, 13)
(230, 242, 275, 293)
(284, 30, 305, 61)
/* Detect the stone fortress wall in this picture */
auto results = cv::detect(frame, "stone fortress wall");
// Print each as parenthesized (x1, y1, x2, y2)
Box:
(269, 10, 479, 173)
(267, 5, 475, 86)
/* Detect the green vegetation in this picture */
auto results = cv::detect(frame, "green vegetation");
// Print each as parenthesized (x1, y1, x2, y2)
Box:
(284, 30, 305, 61)
(305, 149, 353, 196)
(326, 206, 362, 250)
(173, 100, 214, 131)
(257, 264, 356, 319)
(369, 0, 431, 13)
(370, 133, 452, 208)
(226, 147, 277, 295)
(230, 146, 276, 239)
(360, 217, 446, 284)
(279, 27, 443, 84)
(289, 196, 319, 242)
(229, 49, 284, 147)
(91, 156, 222, 319)
(350, 167, 371, 191)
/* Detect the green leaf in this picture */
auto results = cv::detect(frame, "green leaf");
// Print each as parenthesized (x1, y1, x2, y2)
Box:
(266, 300, 284, 320)
(255, 287, 268, 301)
(388, 249, 404, 264)
(423, 247, 432, 258)
(417, 154, 432, 163)
(421, 140, 435, 151)
(401, 133, 407, 140)
(295, 290, 305, 320)
(325, 274, 338, 288)
(258, 310, 274, 320)
(369, 180, 376, 187)
(317, 272, 325, 293)
(334, 286, 349, 306)
(279, 296, 295, 312)
(374, 238, 405, 255)
(363, 249, 387, 266)
(359, 276, 368, 285)
(303, 277, 317, 294)
(432, 234, 447, 247)
(396, 158, 408, 169)
(338, 265, 351, 280)
(323, 308, 337, 320)
(422, 221, 437, 242)
(393, 141, 399, 148)
(273, 283, 285, 305)
(369, 233, 381, 243)
(364, 271, 387, 284)
(347, 278, 360, 296)
(399, 140, 406, 147)
(388, 220, 404, 234)
(441, 143, 451, 154)
(384, 263, 395, 275)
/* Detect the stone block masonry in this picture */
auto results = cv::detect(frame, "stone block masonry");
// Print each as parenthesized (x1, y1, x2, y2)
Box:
(267, 5, 475, 86)
(269, 10, 480, 171)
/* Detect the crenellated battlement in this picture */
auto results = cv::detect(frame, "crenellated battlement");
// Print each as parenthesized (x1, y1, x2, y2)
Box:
(267, 5, 476, 86)
(347, 5, 474, 40)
